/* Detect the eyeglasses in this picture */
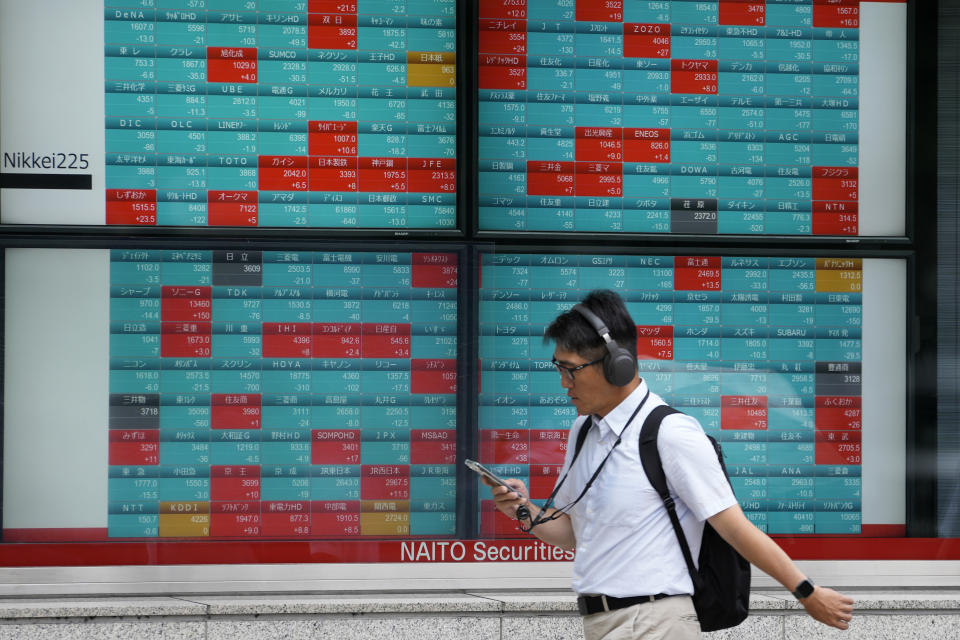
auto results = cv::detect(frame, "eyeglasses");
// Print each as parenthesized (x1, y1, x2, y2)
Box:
(551, 357, 603, 381)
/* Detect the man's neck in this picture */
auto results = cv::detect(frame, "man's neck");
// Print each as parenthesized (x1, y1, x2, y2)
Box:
(594, 377, 642, 419)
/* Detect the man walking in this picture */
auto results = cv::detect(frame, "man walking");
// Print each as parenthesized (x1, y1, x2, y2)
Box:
(485, 289, 854, 639)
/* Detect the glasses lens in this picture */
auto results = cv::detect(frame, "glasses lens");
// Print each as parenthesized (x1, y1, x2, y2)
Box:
(552, 359, 574, 380)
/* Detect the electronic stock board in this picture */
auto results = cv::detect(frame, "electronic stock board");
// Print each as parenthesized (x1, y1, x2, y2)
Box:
(2, 0, 459, 229)
(476, 0, 905, 236)
(0, 0, 909, 552)
(0, 1, 904, 236)
(1, 249, 905, 542)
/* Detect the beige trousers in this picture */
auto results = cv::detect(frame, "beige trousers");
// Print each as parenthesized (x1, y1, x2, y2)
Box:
(581, 595, 700, 640)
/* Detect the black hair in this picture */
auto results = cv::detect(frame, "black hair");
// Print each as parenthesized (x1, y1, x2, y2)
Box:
(543, 289, 637, 359)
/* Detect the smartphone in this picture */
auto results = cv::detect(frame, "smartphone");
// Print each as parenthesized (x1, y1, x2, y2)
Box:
(463, 458, 514, 489)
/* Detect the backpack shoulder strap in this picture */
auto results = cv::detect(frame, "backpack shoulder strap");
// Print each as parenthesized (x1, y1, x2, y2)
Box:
(571, 415, 593, 464)
(637, 404, 680, 499)
(638, 405, 699, 578)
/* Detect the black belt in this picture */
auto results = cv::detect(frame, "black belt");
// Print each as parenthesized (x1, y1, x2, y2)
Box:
(576, 593, 672, 616)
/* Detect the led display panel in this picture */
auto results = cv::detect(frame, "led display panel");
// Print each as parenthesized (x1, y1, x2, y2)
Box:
(0, 0, 457, 229)
(476, 252, 905, 538)
(477, 0, 906, 236)
(4, 248, 458, 540)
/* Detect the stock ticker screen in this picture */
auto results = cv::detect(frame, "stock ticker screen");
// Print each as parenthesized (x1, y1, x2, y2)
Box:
(478, 1, 863, 234)
(103, 1, 457, 229)
(478, 253, 863, 536)
(0, 1, 904, 549)
(107, 249, 458, 538)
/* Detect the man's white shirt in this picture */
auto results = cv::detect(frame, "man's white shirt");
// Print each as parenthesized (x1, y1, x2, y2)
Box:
(554, 380, 738, 597)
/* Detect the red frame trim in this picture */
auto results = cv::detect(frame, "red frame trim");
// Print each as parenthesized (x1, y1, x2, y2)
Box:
(0, 537, 958, 567)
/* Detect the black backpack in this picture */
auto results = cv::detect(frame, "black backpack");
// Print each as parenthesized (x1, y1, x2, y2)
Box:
(572, 405, 751, 632)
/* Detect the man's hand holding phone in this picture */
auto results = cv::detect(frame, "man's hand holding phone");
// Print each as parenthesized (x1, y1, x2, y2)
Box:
(464, 459, 531, 521)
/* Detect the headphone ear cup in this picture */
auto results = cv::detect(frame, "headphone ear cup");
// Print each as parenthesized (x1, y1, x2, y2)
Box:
(604, 347, 637, 387)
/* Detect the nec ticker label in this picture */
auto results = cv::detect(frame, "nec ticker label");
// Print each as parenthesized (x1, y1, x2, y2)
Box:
(477, 0, 866, 235)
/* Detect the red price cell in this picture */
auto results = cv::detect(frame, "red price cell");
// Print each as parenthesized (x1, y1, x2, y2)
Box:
(412, 359, 458, 394)
(812, 211, 858, 235)
(410, 263, 458, 288)
(478, 54, 527, 90)
(308, 1, 356, 12)
(261, 501, 311, 536)
(624, 128, 671, 163)
(106, 189, 157, 225)
(480, 430, 529, 464)
(359, 157, 407, 192)
(719, 1, 766, 26)
(211, 473, 261, 502)
(410, 371, 457, 393)
(161, 321, 212, 358)
(529, 464, 563, 499)
(576, 127, 623, 162)
(161, 286, 212, 322)
(411, 430, 457, 464)
(209, 502, 261, 537)
(637, 325, 674, 360)
(208, 191, 258, 226)
(311, 510, 362, 536)
(361, 323, 411, 358)
(312, 430, 361, 464)
(307, 13, 358, 49)
(812, 195, 858, 234)
(674, 256, 722, 290)
(816, 441, 861, 465)
(671, 59, 718, 94)
(480, 500, 526, 537)
(624, 23, 671, 58)
(408, 157, 456, 193)
(815, 405, 861, 429)
(211, 393, 262, 429)
(361, 465, 410, 500)
(577, 0, 623, 22)
(309, 157, 358, 192)
(479, 18, 527, 54)
(530, 430, 566, 465)
(262, 322, 313, 358)
(312, 322, 361, 357)
(109, 432, 160, 465)
(813, 0, 859, 28)
(813, 177, 858, 202)
(210, 467, 260, 500)
(207, 47, 258, 83)
(258, 156, 309, 191)
(211, 466, 261, 499)
(412, 252, 458, 288)
(308, 121, 358, 156)
(210, 513, 261, 537)
(576, 162, 623, 197)
(527, 161, 575, 196)
(721, 396, 768, 430)
(478, 0, 527, 20)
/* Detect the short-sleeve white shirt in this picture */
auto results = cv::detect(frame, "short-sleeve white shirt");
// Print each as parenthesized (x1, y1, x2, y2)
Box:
(553, 380, 737, 597)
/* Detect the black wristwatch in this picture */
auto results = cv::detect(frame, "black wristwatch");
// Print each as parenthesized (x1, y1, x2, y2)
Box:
(792, 578, 815, 600)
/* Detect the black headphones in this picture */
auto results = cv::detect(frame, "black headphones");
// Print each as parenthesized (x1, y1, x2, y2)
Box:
(572, 303, 637, 387)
